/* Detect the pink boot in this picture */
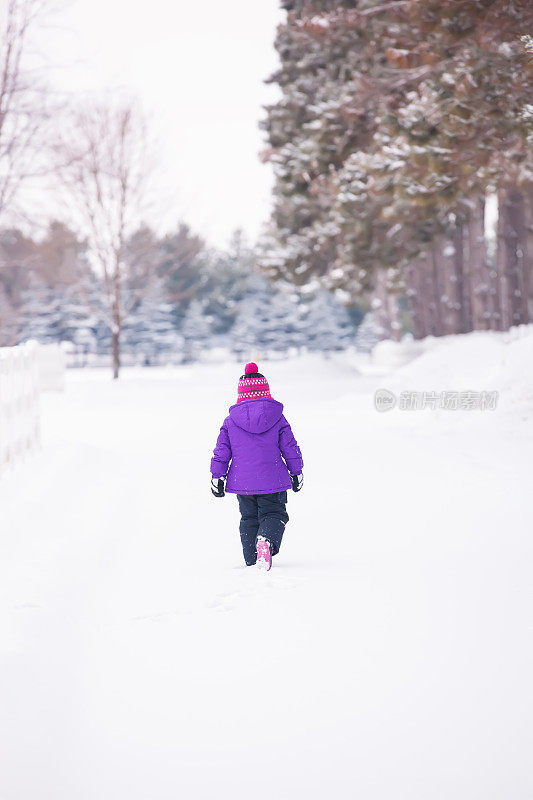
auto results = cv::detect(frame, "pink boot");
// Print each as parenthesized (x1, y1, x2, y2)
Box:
(256, 536, 272, 571)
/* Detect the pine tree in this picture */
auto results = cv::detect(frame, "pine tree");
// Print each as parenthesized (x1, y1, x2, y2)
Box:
(230, 275, 274, 359)
(180, 299, 212, 362)
(301, 288, 354, 352)
(262, 0, 533, 337)
(354, 312, 383, 353)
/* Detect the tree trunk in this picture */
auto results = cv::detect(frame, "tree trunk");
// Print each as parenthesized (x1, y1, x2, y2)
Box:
(405, 260, 427, 339)
(453, 225, 467, 333)
(467, 197, 491, 330)
(419, 252, 434, 337)
(430, 244, 444, 336)
(526, 185, 533, 318)
(373, 268, 401, 341)
(460, 224, 473, 333)
(419, 243, 445, 336)
(111, 329, 120, 379)
(111, 265, 122, 379)
(437, 231, 464, 335)
(497, 187, 529, 329)
(516, 188, 529, 324)
(495, 194, 509, 331)
(451, 224, 472, 333)
(487, 260, 500, 331)
(412, 249, 441, 337)
(415, 251, 435, 336)
(504, 188, 526, 326)
(386, 291, 402, 342)
(507, 189, 529, 325)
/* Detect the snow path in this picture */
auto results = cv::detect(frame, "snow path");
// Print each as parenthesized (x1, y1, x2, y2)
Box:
(1, 355, 532, 799)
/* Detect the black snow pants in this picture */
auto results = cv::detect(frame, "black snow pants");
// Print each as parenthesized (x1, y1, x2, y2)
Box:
(236, 491, 289, 566)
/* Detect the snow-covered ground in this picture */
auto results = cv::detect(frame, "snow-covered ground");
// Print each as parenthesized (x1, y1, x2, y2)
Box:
(1, 330, 532, 800)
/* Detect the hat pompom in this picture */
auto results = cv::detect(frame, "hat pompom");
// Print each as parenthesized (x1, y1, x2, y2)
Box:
(245, 362, 258, 375)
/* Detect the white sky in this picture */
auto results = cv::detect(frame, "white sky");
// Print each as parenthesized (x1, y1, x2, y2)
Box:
(38, 0, 284, 248)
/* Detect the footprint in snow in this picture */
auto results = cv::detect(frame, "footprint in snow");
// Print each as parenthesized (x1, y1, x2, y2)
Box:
(207, 570, 304, 612)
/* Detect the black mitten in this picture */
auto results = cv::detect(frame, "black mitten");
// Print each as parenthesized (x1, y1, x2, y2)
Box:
(291, 473, 303, 492)
(211, 477, 226, 498)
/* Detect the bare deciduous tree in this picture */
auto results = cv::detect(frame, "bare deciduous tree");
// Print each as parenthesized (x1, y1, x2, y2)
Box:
(56, 101, 156, 378)
(0, 0, 53, 223)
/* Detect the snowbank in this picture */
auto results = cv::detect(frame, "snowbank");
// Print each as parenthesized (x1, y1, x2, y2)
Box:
(372, 337, 424, 369)
(0, 338, 531, 799)
(383, 325, 533, 416)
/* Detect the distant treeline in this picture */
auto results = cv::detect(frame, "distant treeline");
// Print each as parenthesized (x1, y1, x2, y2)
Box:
(0, 223, 368, 364)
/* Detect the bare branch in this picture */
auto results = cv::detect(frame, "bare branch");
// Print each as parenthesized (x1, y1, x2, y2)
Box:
(0, 0, 55, 223)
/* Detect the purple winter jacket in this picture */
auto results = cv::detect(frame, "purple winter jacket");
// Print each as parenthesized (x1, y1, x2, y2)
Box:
(210, 398, 303, 495)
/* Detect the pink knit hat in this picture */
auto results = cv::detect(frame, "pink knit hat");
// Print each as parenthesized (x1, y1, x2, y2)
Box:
(237, 362, 271, 403)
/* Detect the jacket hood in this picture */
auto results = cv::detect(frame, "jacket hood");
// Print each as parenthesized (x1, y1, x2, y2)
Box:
(229, 398, 284, 434)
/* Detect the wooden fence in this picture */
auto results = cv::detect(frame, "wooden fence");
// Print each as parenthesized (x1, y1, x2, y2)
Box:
(0, 342, 41, 474)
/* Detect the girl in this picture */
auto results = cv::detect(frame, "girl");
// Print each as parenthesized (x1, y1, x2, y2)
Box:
(210, 362, 303, 570)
